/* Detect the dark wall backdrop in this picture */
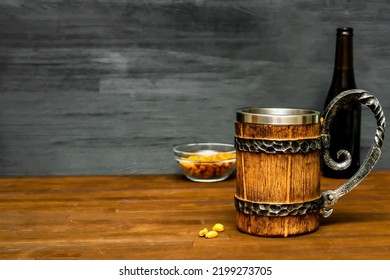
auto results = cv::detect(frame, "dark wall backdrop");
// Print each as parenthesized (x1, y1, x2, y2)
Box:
(0, 0, 389, 176)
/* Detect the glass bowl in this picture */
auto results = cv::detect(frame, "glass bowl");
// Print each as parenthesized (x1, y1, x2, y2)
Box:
(173, 143, 236, 182)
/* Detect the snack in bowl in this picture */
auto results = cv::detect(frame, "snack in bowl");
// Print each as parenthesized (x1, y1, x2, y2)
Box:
(173, 143, 236, 182)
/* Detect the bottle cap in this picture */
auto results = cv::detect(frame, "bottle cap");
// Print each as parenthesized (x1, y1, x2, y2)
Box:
(337, 27, 353, 36)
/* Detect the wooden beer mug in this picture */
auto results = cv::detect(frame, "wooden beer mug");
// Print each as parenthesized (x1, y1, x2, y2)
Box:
(234, 89, 386, 237)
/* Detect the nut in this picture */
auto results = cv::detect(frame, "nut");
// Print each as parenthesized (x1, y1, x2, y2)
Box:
(212, 223, 224, 232)
(198, 228, 208, 237)
(205, 230, 218, 239)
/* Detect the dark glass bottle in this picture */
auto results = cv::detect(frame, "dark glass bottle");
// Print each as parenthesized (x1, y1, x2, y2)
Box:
(322, 27, 361, 178)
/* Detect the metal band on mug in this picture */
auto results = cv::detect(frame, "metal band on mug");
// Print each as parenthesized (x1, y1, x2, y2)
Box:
(234, 137, 322, 154)
(234, 196, 323, 217)
(236, 108, 321, 125)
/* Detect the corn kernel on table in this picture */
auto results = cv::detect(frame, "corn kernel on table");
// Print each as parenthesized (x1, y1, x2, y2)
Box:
(0, 171, 389, 260)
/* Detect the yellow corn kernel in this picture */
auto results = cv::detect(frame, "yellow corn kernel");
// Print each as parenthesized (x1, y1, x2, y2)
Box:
(212, 223, 224, 232)
(205, 230, 218, 239)
(198, 228, 208, 237)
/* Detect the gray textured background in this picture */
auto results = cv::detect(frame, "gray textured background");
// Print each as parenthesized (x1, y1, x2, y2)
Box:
(0, 0, 389, 176)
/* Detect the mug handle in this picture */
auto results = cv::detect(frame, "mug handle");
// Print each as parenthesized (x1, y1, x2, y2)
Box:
(320, 89, 386, 218)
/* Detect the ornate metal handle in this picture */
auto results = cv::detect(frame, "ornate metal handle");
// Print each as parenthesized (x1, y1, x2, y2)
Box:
(320, 89, 386, 218)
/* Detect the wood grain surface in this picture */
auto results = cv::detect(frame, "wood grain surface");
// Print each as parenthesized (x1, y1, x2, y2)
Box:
(235, 121, 321, 237)
(0, 1, 389, 176)
(0, 171, 389, 260)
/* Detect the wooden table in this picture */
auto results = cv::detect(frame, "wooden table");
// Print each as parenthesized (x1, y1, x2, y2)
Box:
(0, 171, 389, 260)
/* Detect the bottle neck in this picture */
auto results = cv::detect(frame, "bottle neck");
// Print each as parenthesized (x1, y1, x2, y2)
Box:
(331, 28, 356, 87)
(326, 28, 357, 104)
(333, 30, 354, 71)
